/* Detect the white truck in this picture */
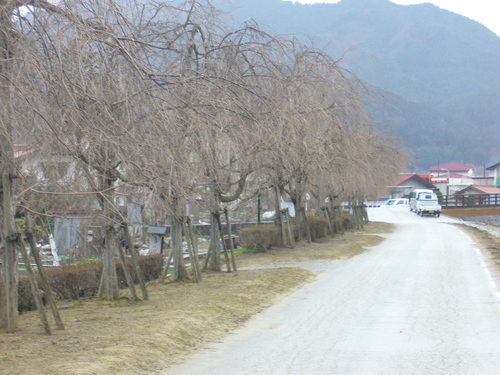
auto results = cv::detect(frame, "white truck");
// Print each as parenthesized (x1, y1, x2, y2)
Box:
(410, 189, 441, 217)
(409, 189, 432, 212)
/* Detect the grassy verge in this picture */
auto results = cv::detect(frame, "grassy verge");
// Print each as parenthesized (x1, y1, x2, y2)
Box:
(0, 221, 393, 375)
(458, 223, 500, 270)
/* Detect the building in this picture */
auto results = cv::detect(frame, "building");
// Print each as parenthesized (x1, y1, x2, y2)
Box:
(454, 185, 500, 195)
(429, 162, 476, 178)
(388, 174, 437, 198)
(429, 161, 495, 195)
(486, 162, 500, 187)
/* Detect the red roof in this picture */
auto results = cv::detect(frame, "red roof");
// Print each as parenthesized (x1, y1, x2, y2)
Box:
(429, 162, 475, 173)
(454, 185, 500, 195)
(446, 172, 470, 179)
(391, 174, 436, 189)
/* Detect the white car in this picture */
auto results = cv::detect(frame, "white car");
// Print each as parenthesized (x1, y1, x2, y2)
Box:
(380, 198, 409, 207)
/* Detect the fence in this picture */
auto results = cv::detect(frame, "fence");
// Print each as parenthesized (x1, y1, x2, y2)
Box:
(440, 194, 500, 208)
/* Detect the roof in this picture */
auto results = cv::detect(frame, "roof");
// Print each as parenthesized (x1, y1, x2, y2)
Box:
(454, 185, 500, 195)
(429, 162, 475, 173)
(49, 210, 102, 215)
(391, 173, 437, 189)
(471, 176, 493, 180)
(486, 162, 500, 170)
(447, 172, 472, 179)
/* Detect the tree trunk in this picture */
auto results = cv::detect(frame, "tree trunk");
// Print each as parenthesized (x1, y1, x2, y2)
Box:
(0, 13, 18, 330)
(207, 212, 221, 271)
(159, 248, 174, 283)
(323, 207, 335, 237)
(224, 209, 237, 272)
(291, 196, 303, 242)
(283, 209, 295, 248)
(123, 222, 148, 300)
(98, 173, 119, 300)
(184, 217, 201, 282)
(332, 205, 344, 235)
(215, 212, 231, 272)
(25, 212, 64, 330)
(171, 196, 188, 281)
(18, 235, 51, 335)
(117, 242, 138, 302)
(301, 207, 312, 243)
(275, 186, 286, 247)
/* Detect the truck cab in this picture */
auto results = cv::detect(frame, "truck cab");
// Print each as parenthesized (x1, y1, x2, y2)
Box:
(409, 189, 434, 212)
(410, 189, 442, 217)
(415, 194, 441, 217)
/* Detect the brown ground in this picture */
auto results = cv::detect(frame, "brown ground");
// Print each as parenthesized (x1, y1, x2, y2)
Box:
(458, 223, 500, 272)
(6, 221, 497, 375)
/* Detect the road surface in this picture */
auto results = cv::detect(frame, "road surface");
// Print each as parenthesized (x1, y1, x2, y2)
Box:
(165, 208, 500, 374)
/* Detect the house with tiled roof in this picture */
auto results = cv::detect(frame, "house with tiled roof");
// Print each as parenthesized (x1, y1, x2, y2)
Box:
(388, 173, 437, 198)
(429, 162, 475, 177)
(486, 162, 500, 187)
(454, 185, 500, 195)
(428, 161, 487, 195)
(450, 185, 500, 206)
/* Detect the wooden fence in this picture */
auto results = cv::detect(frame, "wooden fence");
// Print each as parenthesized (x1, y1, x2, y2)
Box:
(440, 194, 500, 208)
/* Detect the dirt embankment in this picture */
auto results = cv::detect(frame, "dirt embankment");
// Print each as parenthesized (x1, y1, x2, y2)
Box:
(1, 222, 393, 375)
(458, 223, 500, 272)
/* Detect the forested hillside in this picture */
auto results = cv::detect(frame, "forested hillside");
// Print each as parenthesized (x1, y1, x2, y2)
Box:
(214, 0, 500, 168)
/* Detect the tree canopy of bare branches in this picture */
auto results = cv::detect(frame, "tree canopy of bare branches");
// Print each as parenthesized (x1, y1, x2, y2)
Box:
(0, 0, 407, 332)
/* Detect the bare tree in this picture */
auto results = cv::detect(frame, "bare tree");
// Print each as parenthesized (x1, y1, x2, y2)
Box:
(0, 0, 409, 332)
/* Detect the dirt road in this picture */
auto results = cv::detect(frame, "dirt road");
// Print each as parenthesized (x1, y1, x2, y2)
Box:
(166, 208, 500, 374)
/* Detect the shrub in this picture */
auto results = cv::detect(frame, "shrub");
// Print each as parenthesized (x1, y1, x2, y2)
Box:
(2, 254, 164, 313)
(341, 212, 352, 230)
(239, 224, 276, 252)
(116, 254, 164, 287)
(307, 217, 329, 240)
(48, 263, 102, 300)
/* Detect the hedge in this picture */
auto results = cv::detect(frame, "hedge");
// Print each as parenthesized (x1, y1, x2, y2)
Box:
(2, 254, 164, 313)
(239, 224, 276, 252)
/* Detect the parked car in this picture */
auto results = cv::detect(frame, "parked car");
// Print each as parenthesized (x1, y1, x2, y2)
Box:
(380, 198, 409, 207)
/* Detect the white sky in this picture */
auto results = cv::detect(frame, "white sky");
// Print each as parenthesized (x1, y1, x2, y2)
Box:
(287, 0, 500, 36)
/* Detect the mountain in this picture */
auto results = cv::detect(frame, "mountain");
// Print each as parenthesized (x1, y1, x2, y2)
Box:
(212, 0, 500, 169)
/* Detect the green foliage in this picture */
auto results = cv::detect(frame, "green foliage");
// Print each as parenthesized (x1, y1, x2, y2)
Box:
(14, 218, 47, 240)
(239, 225, 276, 252)
(465, 195, 476, 206)
(232, 247, 257, 256)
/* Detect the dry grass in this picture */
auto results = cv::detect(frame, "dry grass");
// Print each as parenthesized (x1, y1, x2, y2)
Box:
(458, 223, 500, 271)
(0, 221, 393, 375)
(236, 221, 392, 267)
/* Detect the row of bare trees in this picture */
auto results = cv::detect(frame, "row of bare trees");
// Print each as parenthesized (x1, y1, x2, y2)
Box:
(0, 0, 406, 332)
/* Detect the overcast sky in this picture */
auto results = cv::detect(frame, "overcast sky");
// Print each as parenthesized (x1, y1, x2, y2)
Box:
(287, 0, 500, 36)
